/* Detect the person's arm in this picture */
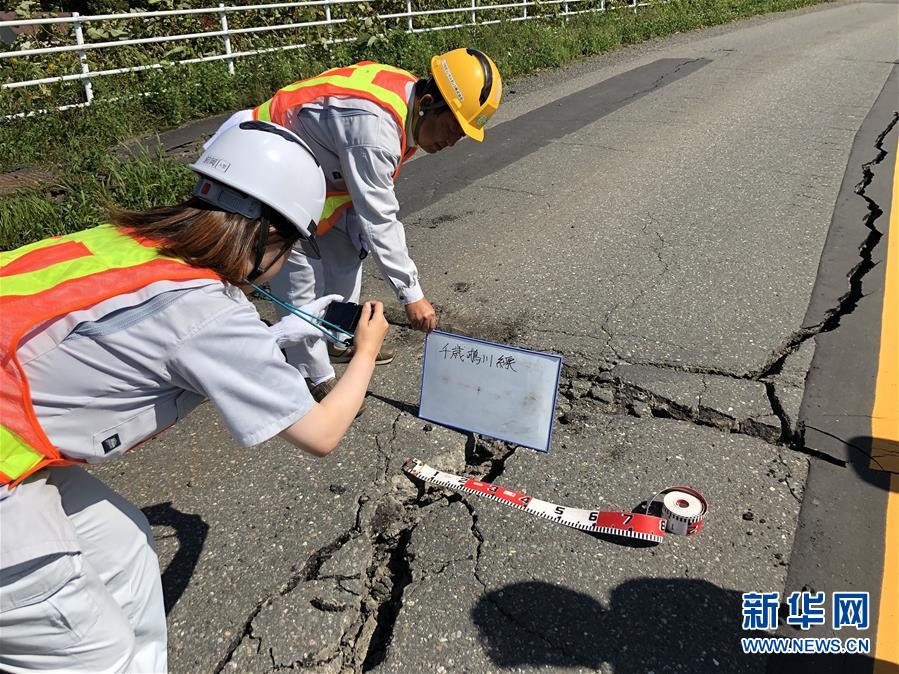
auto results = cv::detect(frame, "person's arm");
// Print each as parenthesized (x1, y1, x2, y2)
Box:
(166, 291, 386, 456)
(278, 301, 388, 455)
(337, 138, 437, 332)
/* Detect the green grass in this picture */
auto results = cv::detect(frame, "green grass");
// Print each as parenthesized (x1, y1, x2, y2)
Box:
(0, 151, 194, 249)
(0, 0, 831, 250)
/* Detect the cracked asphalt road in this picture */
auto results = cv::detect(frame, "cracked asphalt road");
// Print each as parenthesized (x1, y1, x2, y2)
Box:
(88, 2, 899, 672)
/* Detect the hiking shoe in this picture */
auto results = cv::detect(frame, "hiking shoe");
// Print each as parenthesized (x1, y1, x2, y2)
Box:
(306, 377, 366, 417)
(328, 342, 395, 365)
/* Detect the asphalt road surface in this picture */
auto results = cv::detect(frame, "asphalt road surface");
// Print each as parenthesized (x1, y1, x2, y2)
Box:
(90, 2, 899, 672)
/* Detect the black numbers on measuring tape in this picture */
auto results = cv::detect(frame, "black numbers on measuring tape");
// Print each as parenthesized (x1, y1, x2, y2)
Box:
(588, 512, 598, 522)
(554, 506, 565, 516)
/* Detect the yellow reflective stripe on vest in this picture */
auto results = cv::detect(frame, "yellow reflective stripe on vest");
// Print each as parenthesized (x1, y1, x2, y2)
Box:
(258, 63, 412, 130)
(322, 193, 354, 222)
(276, 64, 412, 94)
(0, 426, 43, 481)
(256, 98, 273, 122)
(2, 226, 181, 297)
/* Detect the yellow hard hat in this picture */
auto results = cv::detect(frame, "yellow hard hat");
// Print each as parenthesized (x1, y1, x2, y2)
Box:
(430, 48, 502, 142)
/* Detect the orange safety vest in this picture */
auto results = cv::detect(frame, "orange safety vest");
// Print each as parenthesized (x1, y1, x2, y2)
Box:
(0, 224, 220, 487)
(254, 61, 419, 234)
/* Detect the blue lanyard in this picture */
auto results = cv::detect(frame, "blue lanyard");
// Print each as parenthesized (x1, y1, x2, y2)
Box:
(249, 283, 354, 345)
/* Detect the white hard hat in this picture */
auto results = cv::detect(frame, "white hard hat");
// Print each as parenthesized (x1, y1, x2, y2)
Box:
(190, 121, 326, 254)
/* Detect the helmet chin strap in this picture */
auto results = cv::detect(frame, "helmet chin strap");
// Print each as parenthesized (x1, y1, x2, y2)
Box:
(412, 98, 425, 146)
(413, 90, 449, 145)
(245, 207, 304, 282)
(245, 208, 272, 282)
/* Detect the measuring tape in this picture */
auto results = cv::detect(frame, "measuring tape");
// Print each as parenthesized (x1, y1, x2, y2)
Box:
(403, 458, 707, 544)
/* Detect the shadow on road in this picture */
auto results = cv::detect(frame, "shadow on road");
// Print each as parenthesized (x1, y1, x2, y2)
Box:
(142, 502, 208, 615)
(769, 653, 898, 674)
(846, 435, 898, 492)
(471, 578, 893, 673)
(366, 392, 419, 416)
(471, 578, 745, 672)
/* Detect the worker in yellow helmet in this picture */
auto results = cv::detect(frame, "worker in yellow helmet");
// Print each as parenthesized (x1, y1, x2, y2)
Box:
(205, 49, 503, 412)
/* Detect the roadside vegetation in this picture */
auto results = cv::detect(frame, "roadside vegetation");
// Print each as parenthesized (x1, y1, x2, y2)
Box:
(0, 0, 829, 250)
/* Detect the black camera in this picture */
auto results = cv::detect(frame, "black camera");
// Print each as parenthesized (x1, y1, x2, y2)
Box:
(322, 301, 364, 344)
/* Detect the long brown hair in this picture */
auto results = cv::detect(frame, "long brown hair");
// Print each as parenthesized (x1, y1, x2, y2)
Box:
(111, 198, 261, 284)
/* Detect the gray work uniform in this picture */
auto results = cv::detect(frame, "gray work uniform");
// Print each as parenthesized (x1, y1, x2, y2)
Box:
(0, 280, 314, 673)
(205, 84, 421, 380)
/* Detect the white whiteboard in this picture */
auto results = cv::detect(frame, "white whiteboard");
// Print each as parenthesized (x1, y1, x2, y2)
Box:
(418, 331, 563, 452)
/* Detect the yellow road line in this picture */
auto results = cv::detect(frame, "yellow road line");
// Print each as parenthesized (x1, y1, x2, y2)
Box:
(871, 138, 899, 473)
(873, 140, 899, 671)
(874, 474, 899, 671)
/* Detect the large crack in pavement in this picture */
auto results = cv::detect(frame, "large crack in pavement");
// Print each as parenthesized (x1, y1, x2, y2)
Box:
(215, 367, 801, 672)
(553, 102, 897, 463)
(213, 100, 898, 674)
(214, 362, 818, 672)
(351, 518, 416, 671)
(463, 499, 567, 659)
(556, 113, 899, 467)
(747, 111, 899, 383)
(215, 425, 518, 673)
(213, 500, 365, 673)
(555, 361, 801, 452)
(349, 435, 517, 672)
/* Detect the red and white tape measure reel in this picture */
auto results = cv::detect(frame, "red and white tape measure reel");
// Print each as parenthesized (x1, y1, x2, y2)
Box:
(403, 459, 707, 544)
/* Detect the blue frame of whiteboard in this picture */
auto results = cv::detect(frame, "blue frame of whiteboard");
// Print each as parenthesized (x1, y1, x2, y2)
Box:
(417, 330, 563, 453)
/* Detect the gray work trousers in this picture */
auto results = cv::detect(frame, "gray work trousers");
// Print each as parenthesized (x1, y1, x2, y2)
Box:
(0, 467, 167, 673)
(269, 226, 364, 382)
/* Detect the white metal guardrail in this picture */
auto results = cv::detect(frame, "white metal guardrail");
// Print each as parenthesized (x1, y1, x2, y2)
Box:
(1, 0, 649, 113)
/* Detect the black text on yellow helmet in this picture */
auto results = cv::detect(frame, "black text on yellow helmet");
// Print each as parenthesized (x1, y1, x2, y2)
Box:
(430, 48, 503, 142)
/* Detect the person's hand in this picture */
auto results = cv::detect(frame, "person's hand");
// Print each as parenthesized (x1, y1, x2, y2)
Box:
(267, 294, 343, 347)
(354, 301, 389, 359)
(404, 297, 437, 333)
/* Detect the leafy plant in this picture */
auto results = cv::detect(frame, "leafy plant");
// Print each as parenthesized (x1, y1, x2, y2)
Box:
(1, 0, 831, 250)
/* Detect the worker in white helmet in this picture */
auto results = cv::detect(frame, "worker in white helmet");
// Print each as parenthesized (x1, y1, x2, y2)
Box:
(205, 49, 504, 412)
(0, 121, 387, 673)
